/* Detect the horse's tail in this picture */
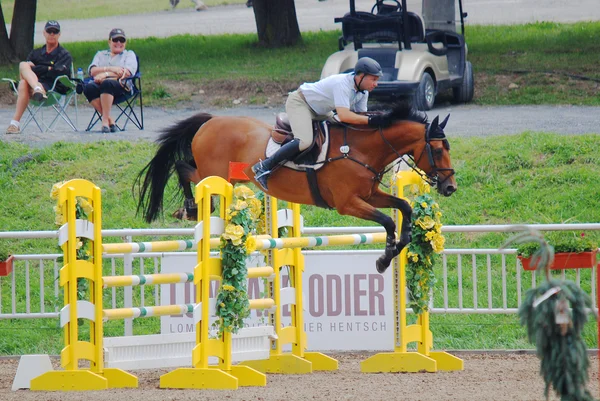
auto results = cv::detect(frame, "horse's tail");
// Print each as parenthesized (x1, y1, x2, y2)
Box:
(134, 113, 213, 222)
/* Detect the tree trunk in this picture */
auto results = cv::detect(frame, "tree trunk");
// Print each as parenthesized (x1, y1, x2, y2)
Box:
(0, 4, 19, 65)
(252, 0, 301, 47)
(10, 0, 37, 60)
(422, 0, 455, 32)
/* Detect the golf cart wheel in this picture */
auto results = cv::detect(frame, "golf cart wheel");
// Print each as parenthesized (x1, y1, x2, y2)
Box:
(414, 72, 435, 111)
(453, 61, 474, 103)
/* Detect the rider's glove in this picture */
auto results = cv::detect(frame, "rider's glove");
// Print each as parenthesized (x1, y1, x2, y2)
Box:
(368, 113, 393, 128)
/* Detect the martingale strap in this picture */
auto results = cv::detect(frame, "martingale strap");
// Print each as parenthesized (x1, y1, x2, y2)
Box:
(305, 168, 332, 209)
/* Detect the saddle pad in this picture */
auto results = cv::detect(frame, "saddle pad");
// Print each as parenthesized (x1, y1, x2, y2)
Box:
(266, 122, 330, 172)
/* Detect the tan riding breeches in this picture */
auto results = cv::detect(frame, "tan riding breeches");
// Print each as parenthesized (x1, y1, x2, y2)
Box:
(286, 90, 334, 151)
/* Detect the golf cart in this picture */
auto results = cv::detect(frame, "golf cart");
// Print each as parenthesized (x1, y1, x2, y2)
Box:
(321, 0, 474, 110)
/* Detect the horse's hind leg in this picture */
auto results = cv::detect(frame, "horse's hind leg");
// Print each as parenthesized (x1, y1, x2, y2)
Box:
(337, 196, 401, 274)
(174, 160, 200, 220)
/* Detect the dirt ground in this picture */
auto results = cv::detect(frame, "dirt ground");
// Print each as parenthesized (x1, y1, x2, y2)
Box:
(1, 352, 598, 401)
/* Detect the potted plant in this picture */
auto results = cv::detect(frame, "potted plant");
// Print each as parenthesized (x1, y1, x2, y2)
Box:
(0, 247, 14, 276)
(517, 232, 598, 271)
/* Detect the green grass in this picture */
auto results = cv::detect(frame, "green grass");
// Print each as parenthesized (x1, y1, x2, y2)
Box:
(1, 132, 600, 354)
(2, 22, 600, 106)
(0, 0, 246, 21)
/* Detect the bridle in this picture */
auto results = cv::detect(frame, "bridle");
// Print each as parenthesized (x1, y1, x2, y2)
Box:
(323, 115, 455, 189)
(411, 121, 455, 188)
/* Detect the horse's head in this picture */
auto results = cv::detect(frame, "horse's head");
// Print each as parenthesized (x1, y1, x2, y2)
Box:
(413, 114, 457, 196)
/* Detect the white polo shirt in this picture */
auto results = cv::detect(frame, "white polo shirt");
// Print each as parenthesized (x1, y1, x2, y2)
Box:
(299, 73, 369, 115)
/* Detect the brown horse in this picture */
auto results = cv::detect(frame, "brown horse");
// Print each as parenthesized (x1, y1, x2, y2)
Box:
(134, 105, 457, 273)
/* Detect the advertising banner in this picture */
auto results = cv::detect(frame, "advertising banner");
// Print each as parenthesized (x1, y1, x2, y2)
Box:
(160, 251, 395, 351)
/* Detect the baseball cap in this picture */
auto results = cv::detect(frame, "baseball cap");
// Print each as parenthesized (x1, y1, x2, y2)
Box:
(109, 28, 126, 40)
(44, 20, 60, 33)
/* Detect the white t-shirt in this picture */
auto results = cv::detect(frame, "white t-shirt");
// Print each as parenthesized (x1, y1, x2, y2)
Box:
(299, 73, 368, 115)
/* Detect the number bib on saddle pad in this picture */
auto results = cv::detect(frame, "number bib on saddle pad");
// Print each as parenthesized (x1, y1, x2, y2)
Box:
(266, 116, 331, 172)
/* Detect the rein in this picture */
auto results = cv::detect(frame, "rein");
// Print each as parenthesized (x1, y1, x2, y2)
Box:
(321, 121, 453, 189)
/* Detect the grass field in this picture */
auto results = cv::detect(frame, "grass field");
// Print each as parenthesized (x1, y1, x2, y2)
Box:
(0, 0, 246, 21)
(1, 21, 599, 107)
(1, 132, 599, 354)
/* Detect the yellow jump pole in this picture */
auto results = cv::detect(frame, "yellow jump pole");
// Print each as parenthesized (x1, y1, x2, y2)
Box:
(31, 179, 137, 391)
(160, 176, 265, 389)
(361, 171, 463, 373)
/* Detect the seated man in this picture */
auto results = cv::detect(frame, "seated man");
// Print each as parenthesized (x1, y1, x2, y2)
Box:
(5, 20, 72, 135)
(83, 28, 138, 133)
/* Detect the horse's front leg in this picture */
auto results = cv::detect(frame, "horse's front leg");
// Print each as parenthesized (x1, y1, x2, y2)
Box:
(336, 196, 400, 274)
(367, 189, 413, 259)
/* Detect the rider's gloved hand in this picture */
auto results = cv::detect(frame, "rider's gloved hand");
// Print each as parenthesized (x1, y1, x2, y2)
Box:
(368, 113, 393, 128)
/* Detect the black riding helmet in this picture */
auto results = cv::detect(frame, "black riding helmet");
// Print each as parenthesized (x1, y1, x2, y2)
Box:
(354, 57, 383, 92)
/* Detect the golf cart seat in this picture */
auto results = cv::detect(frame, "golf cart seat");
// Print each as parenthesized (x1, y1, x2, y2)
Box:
(335, 10, 424, 50)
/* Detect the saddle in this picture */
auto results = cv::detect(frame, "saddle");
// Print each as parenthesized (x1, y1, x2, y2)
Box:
(271, 113, 327, 163)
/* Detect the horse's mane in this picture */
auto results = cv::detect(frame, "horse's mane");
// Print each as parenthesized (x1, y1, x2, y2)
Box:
(370, 99, 428, 124)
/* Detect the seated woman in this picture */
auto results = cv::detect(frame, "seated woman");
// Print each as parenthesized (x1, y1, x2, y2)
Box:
(83, 28, 138, 133)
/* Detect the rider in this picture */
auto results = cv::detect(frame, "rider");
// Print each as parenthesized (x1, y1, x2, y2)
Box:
(252, 57, 392, 191)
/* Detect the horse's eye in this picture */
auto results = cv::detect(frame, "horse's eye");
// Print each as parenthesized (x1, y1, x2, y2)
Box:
(433, 148, 444, 159)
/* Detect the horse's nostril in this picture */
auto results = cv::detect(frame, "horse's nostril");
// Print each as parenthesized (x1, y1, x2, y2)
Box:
(445, 185, 456, 196)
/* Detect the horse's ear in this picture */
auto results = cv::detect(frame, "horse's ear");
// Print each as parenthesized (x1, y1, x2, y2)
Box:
(429, 115, 439, 132)
(440, 114, 450, 129)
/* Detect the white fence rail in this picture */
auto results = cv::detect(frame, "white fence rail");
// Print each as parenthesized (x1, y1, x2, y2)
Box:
(1, 224, 598, 337)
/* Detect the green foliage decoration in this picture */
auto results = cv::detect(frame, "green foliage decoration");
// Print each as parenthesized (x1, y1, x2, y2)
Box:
(215, 185, 262, 334)
(405, 182, 445, 315)
(517, 231, 597, 259)
(506, 227, 595, 401)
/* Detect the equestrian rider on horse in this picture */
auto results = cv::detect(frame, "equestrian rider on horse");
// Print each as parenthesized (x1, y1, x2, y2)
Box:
(251, 57, 393, 191)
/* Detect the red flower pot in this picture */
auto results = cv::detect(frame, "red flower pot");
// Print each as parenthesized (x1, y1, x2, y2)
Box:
(519, 251, 597, 271)
(0, 255, 14, 276)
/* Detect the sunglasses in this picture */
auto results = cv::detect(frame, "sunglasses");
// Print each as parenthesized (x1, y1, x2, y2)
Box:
(111, 37, 126, 43)
(46, 29, 60, 35)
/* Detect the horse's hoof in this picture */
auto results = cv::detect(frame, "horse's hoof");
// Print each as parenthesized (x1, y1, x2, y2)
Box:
(376, 258, 389, 274)
(172, 208, 186, 220)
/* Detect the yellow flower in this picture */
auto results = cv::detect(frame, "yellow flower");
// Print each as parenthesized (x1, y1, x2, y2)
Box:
(222, 284, 235, 291)
(220, 302, 226, 307)
(53, 205, 64, 226)
(421, 201, 428, 208)
(78, 198, 93, 214)
(226, 209, 238, 221)
(418, 181, 431, 194)
(50, 182, 64, 200)
(435, 211, 442, 219)
(417, 216, 435, 230)
(246, 236, 257, 254)
(412, 254, 419, 262)
(247, 198, 263, 220)
(233, 185, 255, 200)
(434, 222, 442, 233)
(431, 234, 445, 253)
(76, 239, 83, 249)
(222, 224, 245, 245)
(425, 231, 436, 241)
(232, 199, 248, 211)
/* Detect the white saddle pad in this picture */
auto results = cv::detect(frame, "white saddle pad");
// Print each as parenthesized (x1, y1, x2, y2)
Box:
(265, 122, 330, 172)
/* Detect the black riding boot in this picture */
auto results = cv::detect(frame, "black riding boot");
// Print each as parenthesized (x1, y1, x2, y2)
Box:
(252, 139, 301, 191)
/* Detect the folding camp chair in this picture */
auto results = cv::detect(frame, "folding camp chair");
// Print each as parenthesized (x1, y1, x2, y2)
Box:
(85, 56, 144, 132)
(2, 74, 79, 132)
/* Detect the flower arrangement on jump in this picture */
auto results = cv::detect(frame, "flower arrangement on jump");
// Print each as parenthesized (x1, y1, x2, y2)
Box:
(405, 181, 445, 314)
(215, 185, 262, 334)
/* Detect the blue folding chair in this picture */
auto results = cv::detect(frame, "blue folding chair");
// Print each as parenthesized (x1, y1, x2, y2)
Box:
(85, 56, 144, 132)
